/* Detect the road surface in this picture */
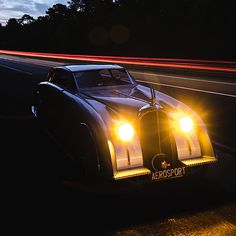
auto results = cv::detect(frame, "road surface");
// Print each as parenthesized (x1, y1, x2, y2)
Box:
(0, 54, 235, 235)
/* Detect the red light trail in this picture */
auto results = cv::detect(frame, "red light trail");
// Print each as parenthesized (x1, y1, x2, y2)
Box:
(0, 50, 236, 74)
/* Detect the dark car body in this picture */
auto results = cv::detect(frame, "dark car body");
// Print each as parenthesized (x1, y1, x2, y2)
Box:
(32, 64, 217, 187)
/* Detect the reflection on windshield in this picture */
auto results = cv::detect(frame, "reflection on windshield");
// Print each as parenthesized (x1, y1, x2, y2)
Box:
(74, 69, 134, 88)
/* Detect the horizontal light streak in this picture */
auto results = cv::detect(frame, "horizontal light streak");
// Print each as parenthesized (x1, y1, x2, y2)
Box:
(0, 50, 236, 73)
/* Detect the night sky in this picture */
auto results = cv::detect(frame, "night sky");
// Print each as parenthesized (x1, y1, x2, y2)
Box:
(0, 0, 67, 25)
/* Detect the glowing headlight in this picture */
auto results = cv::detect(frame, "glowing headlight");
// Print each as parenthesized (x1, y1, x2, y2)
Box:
(118, 123, 134, 142)
(179, 116, 193, 133)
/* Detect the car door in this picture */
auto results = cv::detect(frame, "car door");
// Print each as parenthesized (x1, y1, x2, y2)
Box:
(47, 69, 77, 139)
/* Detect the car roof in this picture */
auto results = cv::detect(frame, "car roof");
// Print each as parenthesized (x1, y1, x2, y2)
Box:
(56, 64, 124, 72)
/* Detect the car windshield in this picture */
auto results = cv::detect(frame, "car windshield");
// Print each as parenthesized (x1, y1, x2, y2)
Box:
(74, 69, 135, 88)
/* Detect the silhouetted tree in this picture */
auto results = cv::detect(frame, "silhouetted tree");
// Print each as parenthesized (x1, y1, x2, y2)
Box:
(68, 0, 86, 12)
(0, 0, 235, 59)
(18, 14, 35, 25)
(46, 4, 71, 21)
(6, 18, 20, 29)
(0, 23, 6, 48)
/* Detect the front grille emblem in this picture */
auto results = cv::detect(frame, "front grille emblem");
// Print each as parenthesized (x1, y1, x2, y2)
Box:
(151, 153, 167, 171)
(161, 161, 171, 169)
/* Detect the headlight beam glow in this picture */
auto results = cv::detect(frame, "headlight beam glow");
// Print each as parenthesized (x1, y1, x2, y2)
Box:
(118, 123, 134, 142)
(179, 116, 193, 133)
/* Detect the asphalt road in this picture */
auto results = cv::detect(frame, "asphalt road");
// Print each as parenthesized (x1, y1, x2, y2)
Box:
(0, 54, 236, 235)
(129, 70, 236, 150)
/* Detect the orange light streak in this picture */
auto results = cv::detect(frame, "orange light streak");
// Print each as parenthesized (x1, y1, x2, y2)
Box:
(0, 50, 236, 73)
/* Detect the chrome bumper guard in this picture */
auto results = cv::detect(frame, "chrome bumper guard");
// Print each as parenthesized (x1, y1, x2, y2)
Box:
(113, 167, 151, 180)
(181, 155, 217, 167)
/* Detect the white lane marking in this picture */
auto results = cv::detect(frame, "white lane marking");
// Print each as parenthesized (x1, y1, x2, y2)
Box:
(0, 64, 33, 75)
(136, 80, 236, 98)
(0, 55, 63, 68)
(131, 71, 236, 86)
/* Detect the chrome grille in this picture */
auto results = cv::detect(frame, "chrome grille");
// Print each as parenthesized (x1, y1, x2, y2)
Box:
(139, 109, 175, 170)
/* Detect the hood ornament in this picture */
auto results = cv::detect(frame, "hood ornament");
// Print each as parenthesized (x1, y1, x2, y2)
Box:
(150, 85, 157, 106)
(138, 85, 161, 119)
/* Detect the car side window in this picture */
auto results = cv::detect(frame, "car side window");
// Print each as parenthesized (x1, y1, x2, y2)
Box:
(51, 70, 77, 92)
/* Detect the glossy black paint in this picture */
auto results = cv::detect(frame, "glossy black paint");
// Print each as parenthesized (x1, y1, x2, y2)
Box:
(33, 64, 211, 184)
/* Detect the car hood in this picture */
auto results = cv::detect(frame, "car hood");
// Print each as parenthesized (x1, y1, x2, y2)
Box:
(78, 84, 185, 122)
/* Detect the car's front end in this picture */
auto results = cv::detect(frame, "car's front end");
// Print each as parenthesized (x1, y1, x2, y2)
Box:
(81, 84, 217, 186)
(34, 64, 217, 191)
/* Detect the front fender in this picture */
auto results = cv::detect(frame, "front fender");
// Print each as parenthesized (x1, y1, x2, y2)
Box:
(71, 94, 114, 179)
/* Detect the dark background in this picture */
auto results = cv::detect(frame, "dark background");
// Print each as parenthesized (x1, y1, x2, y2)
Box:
(0, 0, 236, 60)
(1, 1, 236, 233)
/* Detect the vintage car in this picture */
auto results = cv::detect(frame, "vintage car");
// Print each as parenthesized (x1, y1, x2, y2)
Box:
(32, 64, 217, 187)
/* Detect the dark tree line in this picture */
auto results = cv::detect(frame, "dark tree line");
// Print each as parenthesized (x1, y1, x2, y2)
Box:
(0, 0, 235, 59)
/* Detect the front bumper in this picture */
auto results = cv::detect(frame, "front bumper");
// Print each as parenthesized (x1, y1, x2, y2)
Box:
(112, 155, 217, 182)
